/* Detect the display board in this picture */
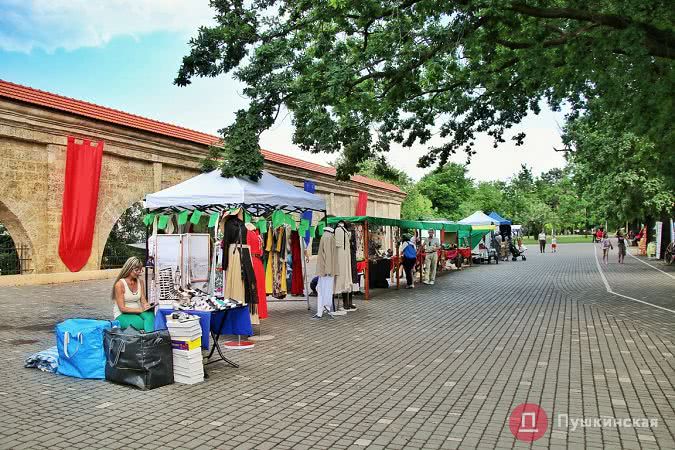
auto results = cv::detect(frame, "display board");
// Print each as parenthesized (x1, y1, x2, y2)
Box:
(185, 234, 210, 291)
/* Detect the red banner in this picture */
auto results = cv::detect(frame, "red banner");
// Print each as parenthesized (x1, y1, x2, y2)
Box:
(58, 136, 104, 272)
(356, 191, 368, 216)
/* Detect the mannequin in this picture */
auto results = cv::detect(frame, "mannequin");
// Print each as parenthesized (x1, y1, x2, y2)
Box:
(334, 221, 355, 312)
(245, 222, 267, 322)
(314, 226, 337, 318)
(222, 209, 258, 323)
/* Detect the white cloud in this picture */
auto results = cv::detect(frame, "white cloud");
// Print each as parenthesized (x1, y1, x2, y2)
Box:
(0, 0, 214, 52)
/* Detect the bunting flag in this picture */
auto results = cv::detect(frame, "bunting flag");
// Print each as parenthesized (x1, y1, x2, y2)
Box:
(58, 136, 104, 272)
(177, 210, 190, 226)
(190, 210, 203, 225)
(157, 215, 169, 230)
(143, 213, 155, 226)
(302, 180, 315, 245)
(208, 213, 219, 228)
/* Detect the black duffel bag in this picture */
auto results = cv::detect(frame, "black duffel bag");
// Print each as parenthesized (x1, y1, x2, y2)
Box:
(103, 327, 174, 390)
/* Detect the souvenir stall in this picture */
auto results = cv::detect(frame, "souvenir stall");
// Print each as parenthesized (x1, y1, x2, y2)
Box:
(326, 216, 402, 301)
(459, 211, 498, 263)
(144, 170, 326, 360)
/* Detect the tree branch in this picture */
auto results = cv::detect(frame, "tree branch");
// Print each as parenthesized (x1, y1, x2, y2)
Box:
(510, 2, 675, 59)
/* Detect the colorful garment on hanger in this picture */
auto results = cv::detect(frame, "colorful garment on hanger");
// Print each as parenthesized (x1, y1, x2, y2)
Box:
(290, 230, 304, 296)
(247, 228, 268, 319)
(354, 224, 365, 261)
(221, 217, 258, 311)
(265, 226, 287, 299)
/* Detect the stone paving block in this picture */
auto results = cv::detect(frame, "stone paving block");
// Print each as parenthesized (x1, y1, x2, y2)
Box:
(0, 245, 673, 449)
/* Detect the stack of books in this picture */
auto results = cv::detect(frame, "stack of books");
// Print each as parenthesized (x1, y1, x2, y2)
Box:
(166, 315, 204, 384)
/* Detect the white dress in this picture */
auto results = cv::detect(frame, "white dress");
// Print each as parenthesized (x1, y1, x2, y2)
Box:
(333, 225, 353, 293)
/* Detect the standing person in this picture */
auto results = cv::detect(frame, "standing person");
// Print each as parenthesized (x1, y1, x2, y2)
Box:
(591, 228, 596, 243)
(601, 231, 613, 264)
(423, 229, 440, 285)
(112, 257, 155, 332)
(400, 235, 417, 289)
(616, 230, 627, 264)
(595, 227, 604, 244)
(538, 230, 547, 253)
(551, 235, 558, 253)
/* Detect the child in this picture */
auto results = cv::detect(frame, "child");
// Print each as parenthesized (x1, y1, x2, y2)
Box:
(551, 236, 558, 253)
(601, 231, 613, 264)
(616, 231, 627, 264)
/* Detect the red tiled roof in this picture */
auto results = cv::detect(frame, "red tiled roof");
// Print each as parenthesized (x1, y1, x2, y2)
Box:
(0, 79, 403, 194)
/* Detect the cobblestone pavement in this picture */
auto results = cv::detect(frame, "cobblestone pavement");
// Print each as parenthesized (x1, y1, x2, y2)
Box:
(0, 243, 673, 449)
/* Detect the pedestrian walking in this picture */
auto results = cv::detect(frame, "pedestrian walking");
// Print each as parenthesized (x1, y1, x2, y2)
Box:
(601, 231, 613, 264)
(595, 227, 604, 244)
(616, 231, 627, 264)
(400, 235, 417, 289)
(551, 235, 558, 253)
(538, 230, 547, 253)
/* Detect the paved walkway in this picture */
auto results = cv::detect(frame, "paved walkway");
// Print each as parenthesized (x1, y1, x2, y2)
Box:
(0, 243, 673, 449)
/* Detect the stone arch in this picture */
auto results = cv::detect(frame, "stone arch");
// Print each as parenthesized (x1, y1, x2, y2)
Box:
(0, 200, 35, 274)
(92, 185, 152, 271)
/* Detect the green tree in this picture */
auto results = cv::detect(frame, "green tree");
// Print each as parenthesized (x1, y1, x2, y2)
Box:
(416, 163, 473, 219)
(458, 181, 504, 218)
(565, 116, 674, 226)
(176, 0, 673, 179)
(400, 186, 436, 220)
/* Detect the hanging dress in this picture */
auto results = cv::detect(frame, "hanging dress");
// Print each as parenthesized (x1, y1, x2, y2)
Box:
(222, 216, 259, 323)
(247, 228, 268, 320)
(290, 230, 304, 296)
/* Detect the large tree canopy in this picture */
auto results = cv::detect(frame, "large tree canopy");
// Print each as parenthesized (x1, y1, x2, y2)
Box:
(176, 0, 673, 180)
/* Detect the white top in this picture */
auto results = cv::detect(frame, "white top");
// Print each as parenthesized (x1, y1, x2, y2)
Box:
(113, 278, 142, 319)
(538, 232, 546, 240)
(424, 236, 440, 252)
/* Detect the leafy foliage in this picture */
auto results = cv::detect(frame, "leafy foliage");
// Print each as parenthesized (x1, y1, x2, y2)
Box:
(176, 0, 674, 179)
(564, 115, 674, 224)
(416, 163, 474, 220)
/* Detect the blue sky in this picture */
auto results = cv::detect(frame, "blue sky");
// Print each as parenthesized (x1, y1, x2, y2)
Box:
(0, 0, 566, 182)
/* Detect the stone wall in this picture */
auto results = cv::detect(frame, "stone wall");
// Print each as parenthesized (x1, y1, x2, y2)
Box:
(0, 98, 405, 274)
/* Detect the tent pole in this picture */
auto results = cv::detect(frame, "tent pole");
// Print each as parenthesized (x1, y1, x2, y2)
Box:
(395, 226, 400, 290)
(300, 233, 310, 311)
(364, 220, 370, 301)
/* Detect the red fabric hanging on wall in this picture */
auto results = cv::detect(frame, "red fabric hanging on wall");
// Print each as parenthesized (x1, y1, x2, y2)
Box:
(290, 231, 304, 296)
(58, 136, 104, 272)
(356, 191, 368, 216)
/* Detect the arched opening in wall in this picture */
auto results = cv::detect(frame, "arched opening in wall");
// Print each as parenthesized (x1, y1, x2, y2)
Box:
(101, 202, 146, 269)
(0, 222, 25, 275)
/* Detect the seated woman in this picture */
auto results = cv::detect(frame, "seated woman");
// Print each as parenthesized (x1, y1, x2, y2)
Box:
(112, 257, 155, 332)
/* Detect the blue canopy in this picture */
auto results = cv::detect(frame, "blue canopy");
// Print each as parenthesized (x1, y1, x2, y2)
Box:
(488, 211, 512, 225)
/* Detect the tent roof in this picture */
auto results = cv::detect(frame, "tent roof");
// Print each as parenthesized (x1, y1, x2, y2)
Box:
(144, 170, 326, 215)
(458, 211, 499, 226)
(488, 211, 512, 225)
(327, 216, 472, 232)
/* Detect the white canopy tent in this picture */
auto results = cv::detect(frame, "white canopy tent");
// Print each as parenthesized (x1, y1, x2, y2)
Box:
(459, 211, 498, 252)
(144, 170, 326, 215)
(458, 211, 499, 226)
(144, 170, 327, 314)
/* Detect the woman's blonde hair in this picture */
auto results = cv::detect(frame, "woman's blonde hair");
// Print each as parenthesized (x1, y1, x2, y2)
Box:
(111, 256, 143, 300)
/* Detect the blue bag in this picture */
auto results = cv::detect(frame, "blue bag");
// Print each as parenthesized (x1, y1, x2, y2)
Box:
(403, 242, 417, 259)
(56, 319, 119, 379)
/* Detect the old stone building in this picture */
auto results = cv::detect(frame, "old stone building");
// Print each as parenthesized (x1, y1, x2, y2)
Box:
(0, 80, 405, 275)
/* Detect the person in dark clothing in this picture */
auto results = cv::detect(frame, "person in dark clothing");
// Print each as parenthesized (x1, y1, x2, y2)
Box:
(399, 234, 417, 288)
(309, 276, 319, 296)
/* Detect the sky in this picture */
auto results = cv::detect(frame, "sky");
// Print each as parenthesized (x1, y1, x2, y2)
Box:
(0, 0, 567, 183)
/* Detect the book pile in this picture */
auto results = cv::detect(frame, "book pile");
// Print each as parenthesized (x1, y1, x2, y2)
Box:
(166, 314, 204, 384)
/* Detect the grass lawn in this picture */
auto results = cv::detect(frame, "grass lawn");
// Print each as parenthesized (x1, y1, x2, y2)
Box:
(521, 235, 592, 245)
